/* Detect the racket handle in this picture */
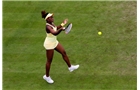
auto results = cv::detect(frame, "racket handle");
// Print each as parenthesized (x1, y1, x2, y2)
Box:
(62, 27, 65, 29)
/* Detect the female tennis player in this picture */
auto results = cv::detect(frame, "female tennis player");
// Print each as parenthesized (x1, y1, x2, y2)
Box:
(41, 11, 79, 84)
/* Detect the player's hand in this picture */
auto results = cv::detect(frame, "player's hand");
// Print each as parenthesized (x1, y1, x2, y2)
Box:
(63, 19, 68, 25)
(62, 27, 65, 31)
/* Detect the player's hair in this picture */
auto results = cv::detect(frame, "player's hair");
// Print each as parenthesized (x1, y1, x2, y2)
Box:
(41, 11, 48, 18)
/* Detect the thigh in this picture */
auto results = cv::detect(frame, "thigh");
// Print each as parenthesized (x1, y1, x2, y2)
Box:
(46, 49, 54, 61)
(55, 43, 66, 55)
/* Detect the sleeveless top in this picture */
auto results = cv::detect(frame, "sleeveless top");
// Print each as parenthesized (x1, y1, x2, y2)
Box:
(43, 23, 59, 50)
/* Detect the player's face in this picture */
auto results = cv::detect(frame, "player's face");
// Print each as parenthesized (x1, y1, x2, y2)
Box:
(48, 16, 54, 22)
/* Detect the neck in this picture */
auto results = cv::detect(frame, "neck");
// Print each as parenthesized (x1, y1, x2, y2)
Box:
(46, 21, 53, 24)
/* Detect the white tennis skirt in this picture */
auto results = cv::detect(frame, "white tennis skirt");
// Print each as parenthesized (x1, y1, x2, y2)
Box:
(43, 37, 59, 50)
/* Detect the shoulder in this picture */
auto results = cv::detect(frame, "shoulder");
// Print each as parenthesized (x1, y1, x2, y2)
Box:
(46, 25, 52, 29)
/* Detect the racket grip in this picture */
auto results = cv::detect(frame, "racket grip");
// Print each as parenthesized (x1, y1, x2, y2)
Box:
(62, 27, 65, 29)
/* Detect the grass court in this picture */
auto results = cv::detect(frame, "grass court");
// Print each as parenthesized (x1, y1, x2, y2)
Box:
(3, 1, 137, 90)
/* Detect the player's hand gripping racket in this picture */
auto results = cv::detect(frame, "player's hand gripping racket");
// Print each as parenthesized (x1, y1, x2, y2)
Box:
(65, 23, 72, 34)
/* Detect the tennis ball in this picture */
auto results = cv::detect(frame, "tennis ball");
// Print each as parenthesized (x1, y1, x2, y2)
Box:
(98, 31, 102, 35)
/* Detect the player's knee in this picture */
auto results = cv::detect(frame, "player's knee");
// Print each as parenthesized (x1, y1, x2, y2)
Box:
(46, 59, 52, 64)
(62, 50, 67, 56)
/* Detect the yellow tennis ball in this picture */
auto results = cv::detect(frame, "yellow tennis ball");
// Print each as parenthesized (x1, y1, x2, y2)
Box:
(98, 31, 102, 35)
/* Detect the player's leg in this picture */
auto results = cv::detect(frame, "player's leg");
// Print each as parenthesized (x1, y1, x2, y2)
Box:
(43, 49, 54, 84)
(46, 49, 54, 77)
(55, 43, 79, 72)
(55, 43, 71, 67)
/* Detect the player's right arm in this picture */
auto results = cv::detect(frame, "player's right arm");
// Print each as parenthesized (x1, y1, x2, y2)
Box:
(46, 26, 63, 36)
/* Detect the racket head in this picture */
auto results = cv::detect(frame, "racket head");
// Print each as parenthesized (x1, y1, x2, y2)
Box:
(65, 23, 72, 34)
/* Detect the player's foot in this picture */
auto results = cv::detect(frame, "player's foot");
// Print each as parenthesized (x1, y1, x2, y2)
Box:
(68, 65, 79, 72)
(43, 75, 54, 84)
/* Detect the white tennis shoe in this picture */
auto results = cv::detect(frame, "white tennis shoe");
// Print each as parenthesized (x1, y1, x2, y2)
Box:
(68, 65, 79, 72)
(43, 75, 54, 84)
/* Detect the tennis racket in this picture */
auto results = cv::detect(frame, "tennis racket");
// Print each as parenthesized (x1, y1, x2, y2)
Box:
(65, 23, 72, 34)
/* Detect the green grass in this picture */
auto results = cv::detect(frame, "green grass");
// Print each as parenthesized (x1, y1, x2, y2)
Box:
(3, 1, 136, 90)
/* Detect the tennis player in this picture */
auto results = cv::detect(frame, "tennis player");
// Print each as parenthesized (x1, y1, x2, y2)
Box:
(41, 11, 79, 84)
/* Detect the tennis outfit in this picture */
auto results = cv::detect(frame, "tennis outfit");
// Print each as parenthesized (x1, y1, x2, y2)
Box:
(43, 23, 59, 50)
